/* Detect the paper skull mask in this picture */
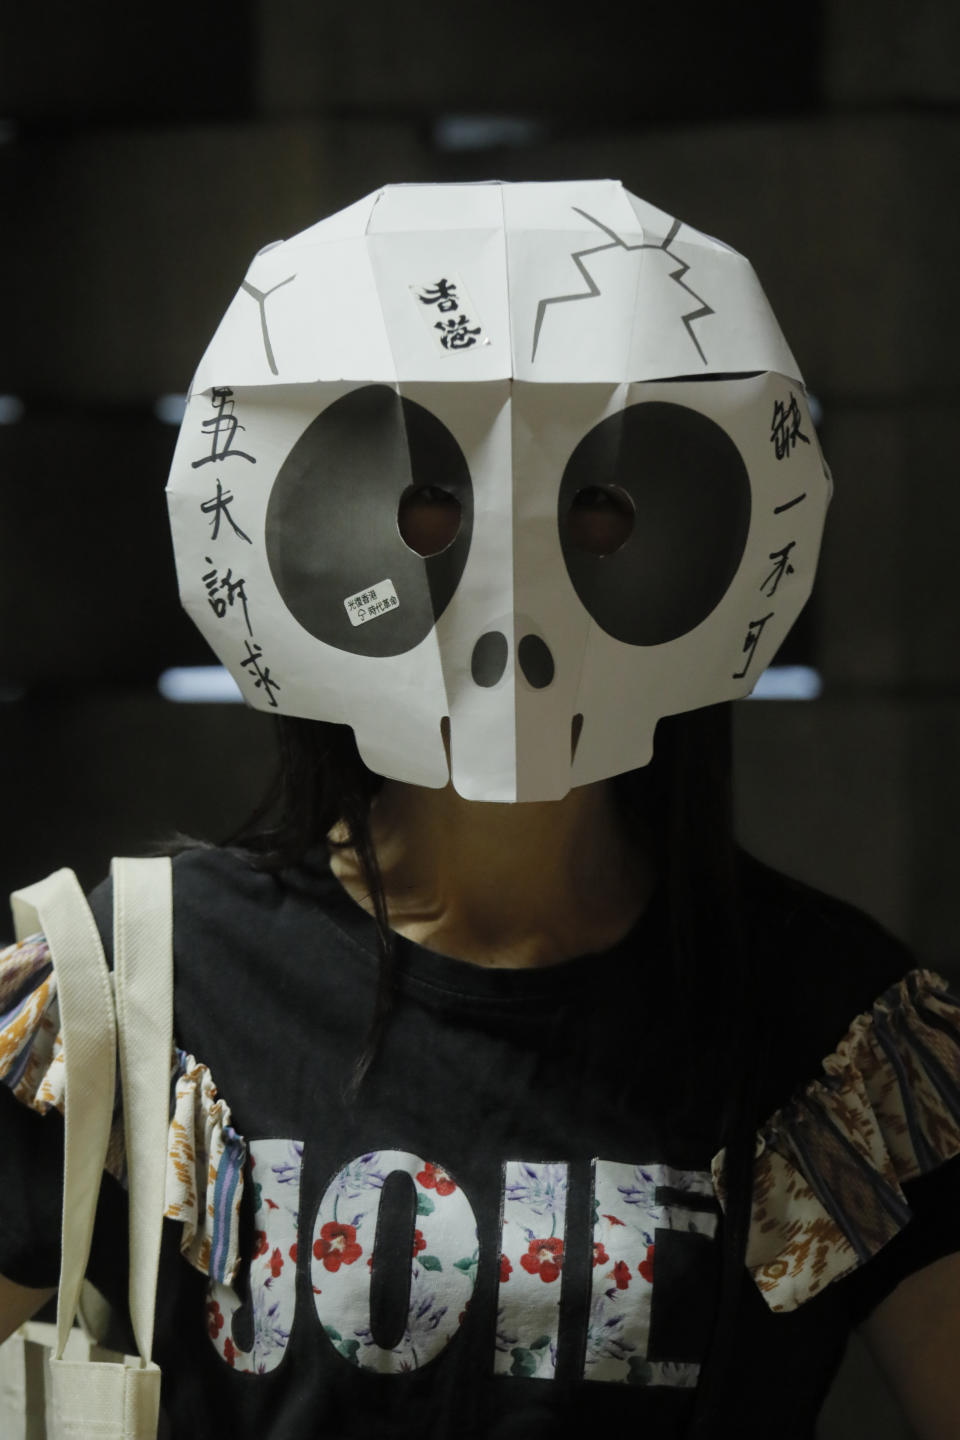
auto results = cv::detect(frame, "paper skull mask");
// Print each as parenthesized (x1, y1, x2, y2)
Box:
(167, 180, 830, 801)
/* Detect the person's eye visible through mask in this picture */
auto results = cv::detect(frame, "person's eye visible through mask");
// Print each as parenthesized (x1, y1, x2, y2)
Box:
(398, 485, 463, 558)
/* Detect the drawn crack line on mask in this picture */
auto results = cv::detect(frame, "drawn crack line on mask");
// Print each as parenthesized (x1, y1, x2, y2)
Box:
(531, 210, 714, 366)
(241, 274, 298, 376)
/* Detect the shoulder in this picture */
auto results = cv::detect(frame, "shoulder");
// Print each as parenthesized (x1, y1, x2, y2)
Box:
(717, 856, 960, 1318)
(87, 845, 338, 965)
(739, 849, 913, 978)
(739, 849, 914, 994)
(736, 851, 918, 1104)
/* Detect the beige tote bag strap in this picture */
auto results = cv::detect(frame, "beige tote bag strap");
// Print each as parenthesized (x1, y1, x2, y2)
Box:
(10, 860, 172, 1438)
(11, 870, 117, 1362)
(111, 857, 173, 1366)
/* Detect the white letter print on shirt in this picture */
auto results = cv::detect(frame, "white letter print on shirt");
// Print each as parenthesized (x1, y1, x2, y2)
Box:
(495, 1161, 568, 1379)
(206, 1138, 303, 1373)
(312, 1150, 479, 1373)
(202, 1146, 718, 1386)
(585, 1161, 718, 1387)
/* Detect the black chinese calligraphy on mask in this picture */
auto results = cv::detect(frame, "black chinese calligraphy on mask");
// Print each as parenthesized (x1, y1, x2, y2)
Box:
(265, 385, 474, 658)
(558, 403, 751, 646)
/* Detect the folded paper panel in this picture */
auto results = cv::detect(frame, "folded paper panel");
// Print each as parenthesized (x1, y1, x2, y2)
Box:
(367, 226, 512, 382)
(192, 240, 396, 391)
(366, 181, 506, 234)
(290, 190, 382, 247)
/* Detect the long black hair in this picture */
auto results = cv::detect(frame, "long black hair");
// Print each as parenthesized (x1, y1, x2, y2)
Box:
(227, 702, 758, 1435)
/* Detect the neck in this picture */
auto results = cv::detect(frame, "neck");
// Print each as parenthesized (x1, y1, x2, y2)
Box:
(329, 777, 656, 968)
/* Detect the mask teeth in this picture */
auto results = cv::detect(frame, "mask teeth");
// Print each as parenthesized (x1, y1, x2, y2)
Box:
(570, 713, 584, 763)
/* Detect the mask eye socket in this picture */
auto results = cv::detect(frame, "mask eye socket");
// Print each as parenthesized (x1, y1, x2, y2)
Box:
(558, 402, 751, 646)
(398, 484, 463, 557)
(565, 484, 635, 556)
(265, 385, 473, 659)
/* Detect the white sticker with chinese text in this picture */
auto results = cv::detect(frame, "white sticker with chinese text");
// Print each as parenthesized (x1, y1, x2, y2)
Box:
(344, 579, 399, 626)
(410, 274, 488, 353)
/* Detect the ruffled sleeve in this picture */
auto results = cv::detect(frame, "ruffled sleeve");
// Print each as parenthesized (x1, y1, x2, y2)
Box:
(0, 932, 247, 1285)
(712, 968, 960, 1313)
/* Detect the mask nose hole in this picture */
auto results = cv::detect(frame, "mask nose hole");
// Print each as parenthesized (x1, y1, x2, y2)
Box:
(518, 634, 554, 689)
(471, 631, 509, 687)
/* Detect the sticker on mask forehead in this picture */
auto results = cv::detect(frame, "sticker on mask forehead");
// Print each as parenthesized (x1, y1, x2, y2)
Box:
(344, 579, 399, 626)
(411, 274, 487, 353)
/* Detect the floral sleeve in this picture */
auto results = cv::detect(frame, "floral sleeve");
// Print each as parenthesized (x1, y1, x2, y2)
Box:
(0, 932, 247, 1285)
(712, 968, 960, 1312)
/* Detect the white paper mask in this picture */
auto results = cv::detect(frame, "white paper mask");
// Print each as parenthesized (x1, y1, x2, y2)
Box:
(167, 180, 830, 802)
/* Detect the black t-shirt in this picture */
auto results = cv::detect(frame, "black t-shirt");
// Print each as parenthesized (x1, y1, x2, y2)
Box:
(2, 846, 959, 1439)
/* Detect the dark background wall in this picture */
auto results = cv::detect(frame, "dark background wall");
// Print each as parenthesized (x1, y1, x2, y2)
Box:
(2, 6, 958, 1431)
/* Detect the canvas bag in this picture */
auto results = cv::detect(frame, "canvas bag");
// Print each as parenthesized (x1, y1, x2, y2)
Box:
(3, 858, 173, 1439)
